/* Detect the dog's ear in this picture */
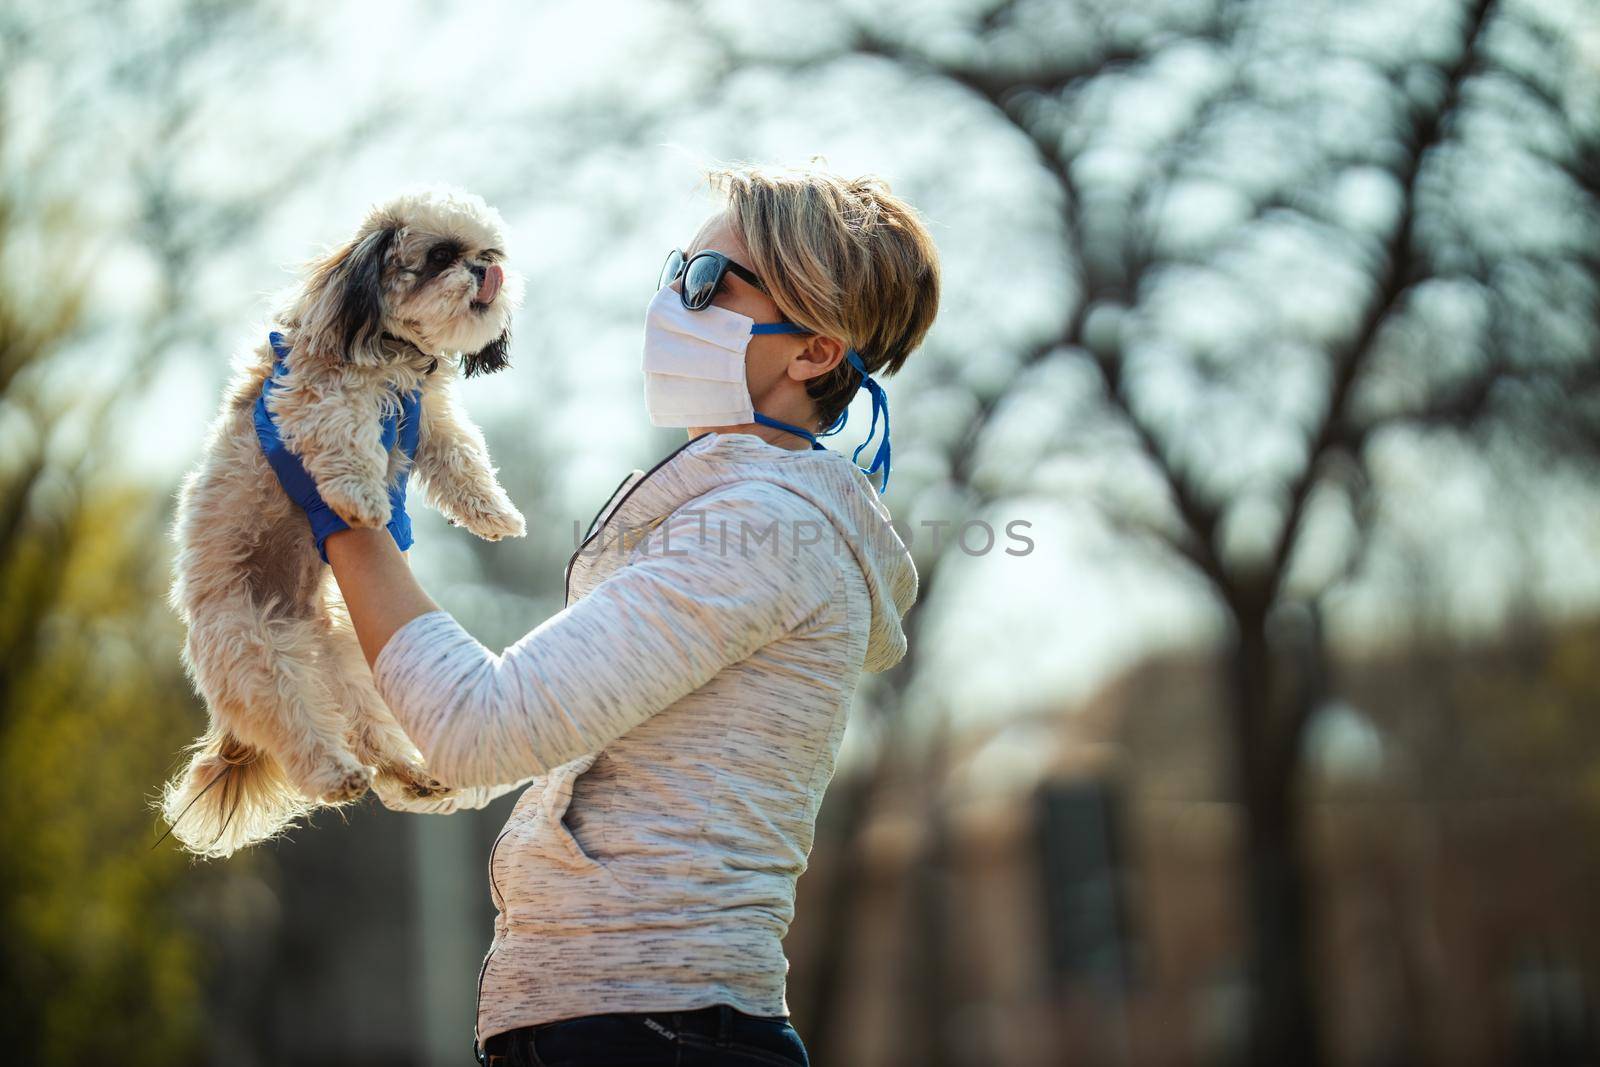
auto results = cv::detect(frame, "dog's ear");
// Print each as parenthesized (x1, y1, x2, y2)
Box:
(463, 328, 511, 378)
(298, 224, 398, 367)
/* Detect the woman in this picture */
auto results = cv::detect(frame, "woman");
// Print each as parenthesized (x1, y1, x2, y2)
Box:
(256, 164, 940, 1066)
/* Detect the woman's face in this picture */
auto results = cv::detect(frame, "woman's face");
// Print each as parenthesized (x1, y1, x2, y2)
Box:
(675, 210, 840, 425)
(676, 210, 779, 324)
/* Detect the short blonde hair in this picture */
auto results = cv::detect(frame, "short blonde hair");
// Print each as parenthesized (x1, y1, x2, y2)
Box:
(708, 162, 941, 429)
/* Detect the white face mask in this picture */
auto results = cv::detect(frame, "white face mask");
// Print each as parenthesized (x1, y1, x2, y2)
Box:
(639, 283, 896, 490)
(640, 284, 782, 428)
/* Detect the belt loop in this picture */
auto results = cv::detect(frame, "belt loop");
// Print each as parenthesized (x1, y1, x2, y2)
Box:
(717, 1003, 732, 1045)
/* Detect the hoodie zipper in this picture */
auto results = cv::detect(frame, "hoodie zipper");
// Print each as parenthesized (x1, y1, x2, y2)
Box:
(475, 431, 713, 1039)
(562, 432, 712, 607)
(475, 822, 511, 1046)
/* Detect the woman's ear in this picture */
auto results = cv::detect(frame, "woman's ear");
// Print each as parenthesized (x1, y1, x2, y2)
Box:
(792, 334, 846, 383)
(296, 224, 398, 367)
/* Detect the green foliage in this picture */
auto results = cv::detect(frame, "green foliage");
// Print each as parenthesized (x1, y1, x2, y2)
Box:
(0, 46, 220, 1054)
(0, 484, 214, 1066)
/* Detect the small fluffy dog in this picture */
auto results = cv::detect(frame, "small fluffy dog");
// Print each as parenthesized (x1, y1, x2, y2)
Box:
(159, 187, 528, 859)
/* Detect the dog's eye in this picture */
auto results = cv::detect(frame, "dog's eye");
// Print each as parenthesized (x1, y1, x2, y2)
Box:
(427, 246, 455, 267)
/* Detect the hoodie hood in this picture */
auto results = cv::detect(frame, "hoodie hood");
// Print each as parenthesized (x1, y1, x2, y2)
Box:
(565, 432, 918, 672)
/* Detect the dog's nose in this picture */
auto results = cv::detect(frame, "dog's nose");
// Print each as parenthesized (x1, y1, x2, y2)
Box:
(468, 263, 486, 284)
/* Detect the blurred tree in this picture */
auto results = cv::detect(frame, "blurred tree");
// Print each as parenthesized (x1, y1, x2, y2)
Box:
(0, 2, 397, 1062)
(682, 0, 1600, 1062)
(0, 490, 210, 1064)
(0, 110, 208, 1065)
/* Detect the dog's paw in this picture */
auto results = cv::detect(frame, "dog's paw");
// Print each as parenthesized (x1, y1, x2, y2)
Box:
(297, 756, 373, 805)
(458, 501, 526, 542)
(375, 760, 453, 800)
(320, 476, 392, 529)
(371, 761, 463, 813)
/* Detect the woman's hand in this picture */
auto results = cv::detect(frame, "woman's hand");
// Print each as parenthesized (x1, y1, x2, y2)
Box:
(253, 344, 422, 563)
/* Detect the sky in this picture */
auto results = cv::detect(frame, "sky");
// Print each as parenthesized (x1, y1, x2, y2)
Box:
(34, 0, 1600, 756)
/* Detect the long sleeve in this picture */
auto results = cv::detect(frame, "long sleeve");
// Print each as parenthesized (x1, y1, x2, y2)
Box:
(372, 482, 839, 789)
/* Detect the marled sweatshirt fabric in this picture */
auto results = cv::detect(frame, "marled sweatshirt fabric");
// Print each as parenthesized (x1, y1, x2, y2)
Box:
(371, 431, 917, 1045)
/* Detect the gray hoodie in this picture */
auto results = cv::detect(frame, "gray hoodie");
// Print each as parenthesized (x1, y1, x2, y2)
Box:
(372, 430, 917, 1044)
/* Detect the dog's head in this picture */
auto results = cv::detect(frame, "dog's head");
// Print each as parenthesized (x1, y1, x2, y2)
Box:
(290, 186, 523, 378)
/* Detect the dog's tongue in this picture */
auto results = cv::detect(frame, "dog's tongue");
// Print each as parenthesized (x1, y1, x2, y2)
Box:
(476, 264, 503, 304)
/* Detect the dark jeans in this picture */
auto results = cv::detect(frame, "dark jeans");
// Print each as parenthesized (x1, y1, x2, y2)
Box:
(475, 1002, 810, 1067)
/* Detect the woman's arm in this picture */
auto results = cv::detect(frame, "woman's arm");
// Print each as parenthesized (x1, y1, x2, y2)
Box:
(337, 483, 838, 789)
(324, 525, 441, 668)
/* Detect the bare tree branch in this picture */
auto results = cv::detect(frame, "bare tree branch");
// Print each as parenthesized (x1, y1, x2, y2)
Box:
(1265, 0, 1500, 610)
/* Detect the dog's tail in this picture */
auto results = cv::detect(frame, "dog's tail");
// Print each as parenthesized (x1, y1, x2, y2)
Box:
(155, 729, 312, 859)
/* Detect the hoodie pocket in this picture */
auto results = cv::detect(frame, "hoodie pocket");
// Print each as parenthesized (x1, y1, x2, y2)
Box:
(532, 753, 641, 899)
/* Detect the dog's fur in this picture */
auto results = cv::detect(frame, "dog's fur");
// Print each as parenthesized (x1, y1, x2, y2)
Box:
(158, 187, 528, 858)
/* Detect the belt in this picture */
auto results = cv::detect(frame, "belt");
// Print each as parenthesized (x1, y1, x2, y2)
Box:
(475, 1003, 788, 1065)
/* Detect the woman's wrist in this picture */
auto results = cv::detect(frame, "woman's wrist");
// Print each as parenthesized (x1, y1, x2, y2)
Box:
(325, 526, 443, 669)
(324, 524, 394, 562)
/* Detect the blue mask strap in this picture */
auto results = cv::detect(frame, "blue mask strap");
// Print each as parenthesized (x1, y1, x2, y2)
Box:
(750, 321, 826, 450)
(746, 326, 891, 491)
(843, 350, 890, 493)
(753, 411, 825, 450)
(816, 404, 849, 439)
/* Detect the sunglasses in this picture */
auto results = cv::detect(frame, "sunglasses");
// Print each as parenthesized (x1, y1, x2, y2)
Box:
(657, 248, 769, 311)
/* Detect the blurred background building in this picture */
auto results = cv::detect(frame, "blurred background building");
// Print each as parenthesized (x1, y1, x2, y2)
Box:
(1, 0, 1597, 1064)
